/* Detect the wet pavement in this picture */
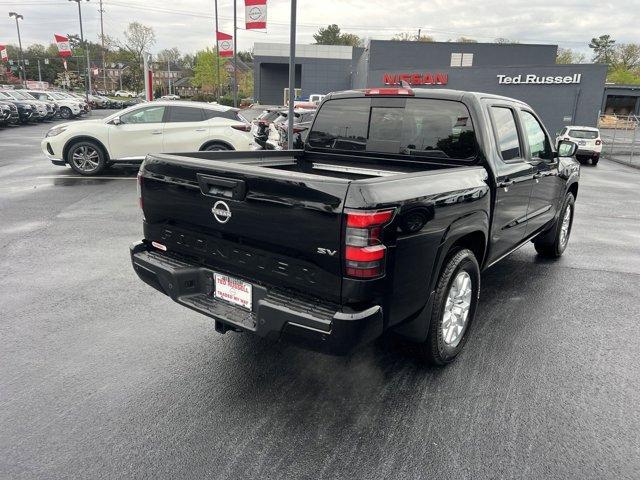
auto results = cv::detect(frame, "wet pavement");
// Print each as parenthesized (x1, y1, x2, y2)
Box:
(1, 113, 639, 479)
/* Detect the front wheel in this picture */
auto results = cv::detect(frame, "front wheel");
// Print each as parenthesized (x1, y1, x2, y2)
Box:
(203, 142, 231, 151)
(66, 141, 107, 175)
(534, 193, 575, 258)
(418, 248, 480, 365)
(59, 107, 72, 119)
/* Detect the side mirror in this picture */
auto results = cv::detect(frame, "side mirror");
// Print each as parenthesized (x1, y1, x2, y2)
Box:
(111, 117, 122, 125)
(557, 140, 577, 158)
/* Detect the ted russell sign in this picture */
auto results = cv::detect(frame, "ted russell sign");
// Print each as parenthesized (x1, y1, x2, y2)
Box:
(383, 72, 448, 86)
(497, 73, 582, 85)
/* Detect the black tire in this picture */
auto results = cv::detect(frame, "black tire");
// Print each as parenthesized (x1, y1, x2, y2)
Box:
(66, 140, 107, 176)
(203, 142, 232, 151)
(534, 193, 575, 258)
(418, 248, 480, 365)
(592, 157, 599, 166)
(59, 107, 72, 120)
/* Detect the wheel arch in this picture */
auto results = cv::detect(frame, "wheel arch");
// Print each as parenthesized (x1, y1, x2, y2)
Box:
(199, 139, 235, 151)
(567, 181, 578, 200)
(391, 211, 489, 343)
(63, 136, 110, 163)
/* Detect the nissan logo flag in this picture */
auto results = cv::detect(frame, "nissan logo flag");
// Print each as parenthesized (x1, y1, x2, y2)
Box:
(245, 0, 267, 29)
(55, 34, 72, 58)
(216, 31, 233, 58)
(0, 45, 7, 63)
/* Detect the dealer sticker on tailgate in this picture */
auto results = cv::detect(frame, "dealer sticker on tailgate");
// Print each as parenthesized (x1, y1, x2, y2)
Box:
(214, 273, 252, 310)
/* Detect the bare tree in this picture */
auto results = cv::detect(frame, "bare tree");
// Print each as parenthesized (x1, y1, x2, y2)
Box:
(122, 22, 156, 64)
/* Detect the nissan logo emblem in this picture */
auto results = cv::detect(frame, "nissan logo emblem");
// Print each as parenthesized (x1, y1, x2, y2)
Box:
(211, 200, 232, 224)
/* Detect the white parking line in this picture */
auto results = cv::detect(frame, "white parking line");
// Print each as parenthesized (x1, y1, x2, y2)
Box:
(35, 176, 137, 180)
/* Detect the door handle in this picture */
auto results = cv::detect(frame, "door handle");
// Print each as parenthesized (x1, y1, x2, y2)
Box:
(497, 179, 514, 188)
(151, 130, 162, 135)
(195, 128, 206, 132)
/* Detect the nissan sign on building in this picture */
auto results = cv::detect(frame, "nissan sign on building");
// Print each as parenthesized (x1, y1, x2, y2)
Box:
(252, 40, 607, 135)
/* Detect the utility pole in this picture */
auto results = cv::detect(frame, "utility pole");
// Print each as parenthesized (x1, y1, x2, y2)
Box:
(232, 0, 238, 107)
(69, 0, 92, 103)
(37, 58, 42, 82)
(167, 60, 171, 95)
(417, 28, 421, 41)
(287, 0, 297, 149)
(99, 0, 106, 93)
(9, 12, 25, 86)
(214, 0, 220, 99)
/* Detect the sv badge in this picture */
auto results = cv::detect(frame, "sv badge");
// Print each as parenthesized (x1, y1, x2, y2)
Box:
(317, 247, 337, 256)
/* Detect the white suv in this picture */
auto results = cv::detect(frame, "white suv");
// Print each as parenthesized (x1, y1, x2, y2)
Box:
(41, 100, 254, 175)
(26, 90, 84, 119)
(556, 126, 602, 165)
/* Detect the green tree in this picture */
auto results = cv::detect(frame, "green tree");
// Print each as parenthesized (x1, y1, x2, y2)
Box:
(607, 67, 640, 85)
(589, 34, 616, 66)
(614, 43, 640, 70)
(313, 25, 361, 46)
(494, 38, 519, 44)
(556, 48, 586, 64)
(456, 37, 478, 43)
(192, 48, 229, 94)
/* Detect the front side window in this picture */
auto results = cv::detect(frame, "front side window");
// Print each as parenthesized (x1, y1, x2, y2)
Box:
(521, 110, 552, 160)
(308, 97, 477, 160)
(120, 106, 165, 124)
(490, 106, 521, 161)
(167, 106, 203, 122)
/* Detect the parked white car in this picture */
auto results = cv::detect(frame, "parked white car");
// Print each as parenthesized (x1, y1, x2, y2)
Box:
(41, 101, 254, 175)
(114, 90, 136, 98)
(160, 94, 180, 100)
(556, 126, 602, 165)
(25, 90, 84, 119)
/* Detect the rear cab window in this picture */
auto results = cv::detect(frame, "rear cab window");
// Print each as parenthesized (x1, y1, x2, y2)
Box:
(568, 129, 598, 139)
(489, 106, 522, 161)
(307, 97, 477, 161)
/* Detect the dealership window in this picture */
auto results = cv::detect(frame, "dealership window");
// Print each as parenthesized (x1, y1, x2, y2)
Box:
(520, 110, 552, 160)
(451, 53, 474, 67)
(490, 106, 521, 161)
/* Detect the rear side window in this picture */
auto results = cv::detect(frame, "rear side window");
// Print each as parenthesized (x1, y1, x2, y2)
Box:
(308, 98, 477, 159)
(490, 106, 521, 161)
(203, 108, 240, 121)
(568, 129, 598, 139)
(167, 106, 204, 122)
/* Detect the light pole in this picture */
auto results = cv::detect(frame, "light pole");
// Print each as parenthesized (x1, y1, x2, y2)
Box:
(69, 0, 92, 103)
(8, 12, 25, 86)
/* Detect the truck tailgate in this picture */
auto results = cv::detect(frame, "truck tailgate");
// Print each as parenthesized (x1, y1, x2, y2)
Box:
(140, 154, 350, 303)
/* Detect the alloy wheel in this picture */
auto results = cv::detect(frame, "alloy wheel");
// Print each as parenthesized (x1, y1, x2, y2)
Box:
(71, 145, 100, 173)
(560, 204, 572, 247)
(442, 271, 472, 347)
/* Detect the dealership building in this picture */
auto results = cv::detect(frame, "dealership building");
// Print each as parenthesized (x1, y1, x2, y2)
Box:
(253, 41, 613, 135)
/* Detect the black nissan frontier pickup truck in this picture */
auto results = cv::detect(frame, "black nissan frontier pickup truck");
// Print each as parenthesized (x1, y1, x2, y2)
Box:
(131, 87, 580, 364)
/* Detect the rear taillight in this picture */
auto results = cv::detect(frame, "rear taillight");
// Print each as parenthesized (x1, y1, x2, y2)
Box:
(344, 208, 395, 278)
(137, 172, 143, 210)
(595, 139, 602, 145)
(232, 124, 251, 132)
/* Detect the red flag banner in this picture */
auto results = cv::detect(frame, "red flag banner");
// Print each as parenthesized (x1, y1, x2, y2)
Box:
(245, 0, 267, 29)
(216, 31, 233, 58)
(0, 45, 8, 62)
(55, 34, 72, 58)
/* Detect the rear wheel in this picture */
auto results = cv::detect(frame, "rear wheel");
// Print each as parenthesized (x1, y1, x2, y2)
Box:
(418, 248, 480, 365)
(203, 142, 232, 151)
(534, 193, 574, 258)
(66, 141, 107, 175)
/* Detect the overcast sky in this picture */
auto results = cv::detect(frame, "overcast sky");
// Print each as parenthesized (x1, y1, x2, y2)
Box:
(1, 0, 638, 56)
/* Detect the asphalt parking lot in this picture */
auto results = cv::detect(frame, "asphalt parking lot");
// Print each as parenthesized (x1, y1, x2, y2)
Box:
(1, 113, 639, 479)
